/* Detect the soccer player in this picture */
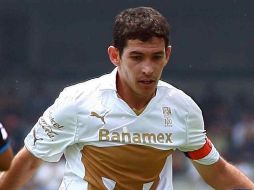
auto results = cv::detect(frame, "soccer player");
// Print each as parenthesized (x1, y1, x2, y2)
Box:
(0, 122, 13, 171)
(0, 6, 253, 190)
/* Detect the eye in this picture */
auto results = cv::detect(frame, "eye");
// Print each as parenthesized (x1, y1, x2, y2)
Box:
(152, 55, 163, 61)
(130, 55, 142, 61)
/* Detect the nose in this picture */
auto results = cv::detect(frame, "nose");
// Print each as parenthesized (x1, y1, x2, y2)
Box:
(142, 62, 154, 76)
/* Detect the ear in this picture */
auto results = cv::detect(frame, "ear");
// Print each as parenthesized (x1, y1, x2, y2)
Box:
(164, 46, 172, 66)
(108, 46, 120, 66)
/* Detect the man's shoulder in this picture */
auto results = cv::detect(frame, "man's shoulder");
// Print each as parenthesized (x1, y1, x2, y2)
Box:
(158, 80, 188, 98)
(158, 80, 198, 107)
(62, 73, 111, 99)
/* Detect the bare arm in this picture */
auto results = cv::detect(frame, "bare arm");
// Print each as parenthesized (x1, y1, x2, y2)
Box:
(0, 146, 13, 171)
(0, 146, 43, 190)
(193, 157, 254, 190)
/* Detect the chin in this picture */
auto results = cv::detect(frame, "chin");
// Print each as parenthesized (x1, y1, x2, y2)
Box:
(140, 88, 156, 96)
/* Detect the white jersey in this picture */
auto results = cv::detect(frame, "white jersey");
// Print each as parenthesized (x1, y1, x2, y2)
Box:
(25, 68, 219, 190)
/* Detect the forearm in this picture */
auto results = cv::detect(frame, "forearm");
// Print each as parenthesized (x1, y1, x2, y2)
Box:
(0, 146, 43, 190)
(213, 158, 254, 190)
(193, 157, 254, 190)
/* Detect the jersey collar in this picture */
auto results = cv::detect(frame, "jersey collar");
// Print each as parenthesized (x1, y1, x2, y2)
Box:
(99, 67, 118, 91)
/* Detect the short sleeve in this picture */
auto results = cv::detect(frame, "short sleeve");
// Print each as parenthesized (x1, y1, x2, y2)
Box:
(0, 123, 10, 154)
(25, 88, 78, 162)
(178, 96, 220, 165)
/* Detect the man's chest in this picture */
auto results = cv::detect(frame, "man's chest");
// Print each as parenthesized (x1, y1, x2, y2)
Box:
(76, 95, 187, 148)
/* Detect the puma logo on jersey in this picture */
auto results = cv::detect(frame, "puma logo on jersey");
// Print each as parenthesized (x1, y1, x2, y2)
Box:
(90, 111, 109, 124)
(33, 129, 43, 145)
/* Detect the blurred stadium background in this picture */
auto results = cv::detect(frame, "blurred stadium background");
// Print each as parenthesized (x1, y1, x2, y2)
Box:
(0, 0, 254, 189)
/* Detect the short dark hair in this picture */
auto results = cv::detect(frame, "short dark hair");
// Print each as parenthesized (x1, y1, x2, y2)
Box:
(112, 7, 170, 55)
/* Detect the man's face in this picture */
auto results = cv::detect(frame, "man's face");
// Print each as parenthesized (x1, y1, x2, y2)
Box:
(116, 37, 171, 98)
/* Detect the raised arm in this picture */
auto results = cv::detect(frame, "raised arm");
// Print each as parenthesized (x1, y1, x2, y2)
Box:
(193, 157, 254, 190)
(0, 146, 43, 190)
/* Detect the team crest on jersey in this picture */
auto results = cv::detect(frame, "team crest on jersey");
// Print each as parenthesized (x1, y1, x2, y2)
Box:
(162, 107, 172, 127)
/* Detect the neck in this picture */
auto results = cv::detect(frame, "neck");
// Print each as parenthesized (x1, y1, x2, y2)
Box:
(116, 88, 155, 111)
(115, 72, 156, 111)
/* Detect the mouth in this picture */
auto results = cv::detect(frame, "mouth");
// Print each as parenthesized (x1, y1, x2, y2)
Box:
(138, 79, 156, 85)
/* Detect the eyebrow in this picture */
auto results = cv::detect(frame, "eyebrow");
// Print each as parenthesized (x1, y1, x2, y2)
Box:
(129, 51, 143, 55)
(129, 51, 164, 55)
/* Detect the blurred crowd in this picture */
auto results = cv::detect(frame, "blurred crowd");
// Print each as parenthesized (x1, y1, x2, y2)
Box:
(0, 79, 254, 189)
